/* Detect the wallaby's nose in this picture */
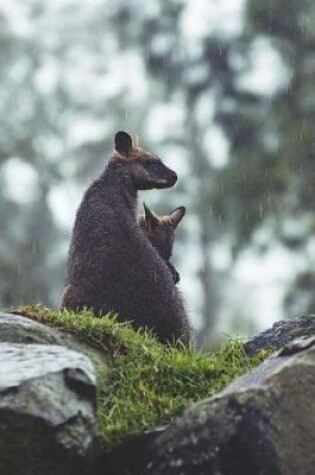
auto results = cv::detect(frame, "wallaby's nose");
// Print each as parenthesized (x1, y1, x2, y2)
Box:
(154, 168, 178, 189)
(169, 170, 177, 186)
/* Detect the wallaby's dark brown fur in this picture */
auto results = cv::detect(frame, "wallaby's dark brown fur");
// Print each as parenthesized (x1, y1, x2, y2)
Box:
(61, 131, 192, 346)
(139, 203, 185, 284)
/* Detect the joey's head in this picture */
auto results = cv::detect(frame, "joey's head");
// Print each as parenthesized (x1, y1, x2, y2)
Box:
(112, 131, 177, 190)
(139, 203, 186, 283)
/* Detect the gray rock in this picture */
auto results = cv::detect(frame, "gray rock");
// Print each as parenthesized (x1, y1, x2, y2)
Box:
(98, 425, 166, 475)
(0, 312, 65, 345)
(245, 314, 315, 356)
(277, 335, 315, 356)
(0, 342, 97, 475)
(144, 338, 315, 475)
(0, 312, 109, 375)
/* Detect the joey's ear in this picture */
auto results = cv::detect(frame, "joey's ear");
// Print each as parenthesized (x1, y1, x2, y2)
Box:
(169, 206, 186, 229)
(143, 202, 159, 231)
(114, 131, 133, 157)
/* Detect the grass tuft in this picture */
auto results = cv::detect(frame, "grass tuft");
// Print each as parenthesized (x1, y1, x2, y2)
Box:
(14, 305, 270, 448)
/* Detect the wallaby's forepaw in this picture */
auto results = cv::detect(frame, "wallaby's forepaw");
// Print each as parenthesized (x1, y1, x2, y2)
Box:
(168, 262, 180, 284)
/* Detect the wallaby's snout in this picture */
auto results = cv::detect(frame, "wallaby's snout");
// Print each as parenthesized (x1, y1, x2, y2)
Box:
(130, 156, 177, 190)
(151, 163, 177, 189)
(161, 167, 177, 188)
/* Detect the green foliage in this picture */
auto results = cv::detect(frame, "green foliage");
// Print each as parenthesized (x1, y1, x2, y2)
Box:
(16, 305, 269, 448)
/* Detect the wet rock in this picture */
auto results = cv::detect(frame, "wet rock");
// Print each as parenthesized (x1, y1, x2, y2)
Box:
(0, 343, 97, 475)
(144, 341, 315, 475)
(0, 312, 65, 345)
(245, 314, 315, 356)
(97, 426, 166, 475)
(277, 335, 315, 356)
(0, 312, 109, 375)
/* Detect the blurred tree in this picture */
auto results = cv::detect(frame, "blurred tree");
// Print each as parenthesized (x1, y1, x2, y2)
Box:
(0, 5, 64, 307)
(217, 0, 315, 250)
(0, 183, 62, 306)
(220, 0, 315, 315)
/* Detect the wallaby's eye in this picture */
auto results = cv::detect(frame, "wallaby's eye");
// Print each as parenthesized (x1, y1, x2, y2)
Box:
(143, 160, 163, 174)
(142, 156, 157, 166)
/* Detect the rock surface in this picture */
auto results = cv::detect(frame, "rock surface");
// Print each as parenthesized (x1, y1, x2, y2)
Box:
(98, 426, 166, 475)
(0, 313, 65, 345)
(144, 337, 315, 475)
(245, 314, 315, 356)
(3, 312, 315, 475)
(0, 312, 109, 374)
(0, 342, 97, 475)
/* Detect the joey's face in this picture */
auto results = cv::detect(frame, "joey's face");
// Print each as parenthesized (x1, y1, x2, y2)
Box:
(140, 203, 186, 261)
(140, 204, 185, 285)
(141, 217, 175, 260)
(112, 131, 177, 191)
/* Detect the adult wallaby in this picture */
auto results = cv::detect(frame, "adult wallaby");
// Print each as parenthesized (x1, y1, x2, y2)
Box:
(139, 203, 185, 285)
(61, 131, 192, 346)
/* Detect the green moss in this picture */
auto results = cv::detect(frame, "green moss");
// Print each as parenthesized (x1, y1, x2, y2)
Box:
(15, 305, 270, 448)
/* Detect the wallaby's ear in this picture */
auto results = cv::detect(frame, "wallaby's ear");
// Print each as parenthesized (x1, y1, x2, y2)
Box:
(143, 202, 159, 231)
(114, 131, 133, 157)
(132, 134, 139, 149)
(169, 206, 186, 229)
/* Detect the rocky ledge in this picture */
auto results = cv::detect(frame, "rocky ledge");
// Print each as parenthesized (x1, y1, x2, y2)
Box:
(145, 335, 315, 475)
(0, 310, 314, 475)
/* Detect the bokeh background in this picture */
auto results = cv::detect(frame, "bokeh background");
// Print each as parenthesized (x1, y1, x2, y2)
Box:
(1, 0, 314, 347)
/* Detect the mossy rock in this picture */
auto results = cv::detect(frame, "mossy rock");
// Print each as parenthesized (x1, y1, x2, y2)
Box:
(145, 337, 315, 475)
(10, 305, 268, 453)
